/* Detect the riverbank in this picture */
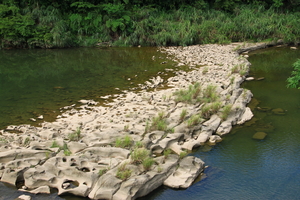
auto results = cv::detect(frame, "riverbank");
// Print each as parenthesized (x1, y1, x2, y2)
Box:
(0, 43, 269, 199)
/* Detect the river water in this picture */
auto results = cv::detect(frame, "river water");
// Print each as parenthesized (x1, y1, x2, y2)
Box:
(0, 46, 299, 200)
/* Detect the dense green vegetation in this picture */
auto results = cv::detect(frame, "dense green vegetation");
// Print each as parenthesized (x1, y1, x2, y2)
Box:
(287, 59, 300, 89)
(0, 0, 300, 48)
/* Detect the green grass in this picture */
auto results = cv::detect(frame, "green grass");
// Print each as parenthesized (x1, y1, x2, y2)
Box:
(131, 148, 150, 164)
(68, 127, 81, 141)
(179, 109, 188, 122)
(150, 112, 168, 131)
(221, 104, 233, 121)
(115, 135, 132, 149)
(187, 114, 202, 127)
(116, 162, 132, 181)
(142, 157, 155, 171)
(173, 82, 202, 104)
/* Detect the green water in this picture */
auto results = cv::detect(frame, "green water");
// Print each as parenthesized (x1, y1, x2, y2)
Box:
(0, 47, 175, 130)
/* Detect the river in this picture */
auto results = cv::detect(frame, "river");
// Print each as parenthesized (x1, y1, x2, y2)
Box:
(0, 46, 299, 200)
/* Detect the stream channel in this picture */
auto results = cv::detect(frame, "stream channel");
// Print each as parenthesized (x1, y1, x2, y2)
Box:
(0, 46, 299, 200)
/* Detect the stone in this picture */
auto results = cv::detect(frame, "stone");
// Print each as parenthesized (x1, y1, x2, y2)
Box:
(237, 107, 254, 125)
(163, 156, 204, 188)
(272, 108, 286, 115)
(246, 77, 255, 81)
(252, 132, 267, 140)
(15, 195, 31, 200)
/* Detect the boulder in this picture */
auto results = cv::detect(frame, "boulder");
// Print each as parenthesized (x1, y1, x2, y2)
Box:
(163, 156, 204, 188)
(237, 107, 254, 125)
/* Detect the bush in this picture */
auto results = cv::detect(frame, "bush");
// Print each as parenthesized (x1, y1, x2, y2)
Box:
(131, 148, 150, 164)
(150, 112, 168, 131)
(115, 135, 132, 148)
(173, 82, 202, 104)
(116, 163, 132, 180)
(142, 157, 155, 171)
(221, 104, 233, 121)
(287, 59, 300, 89)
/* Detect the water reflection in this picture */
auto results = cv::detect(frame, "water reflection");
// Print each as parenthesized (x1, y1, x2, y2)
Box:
(0, 47, 174, 129)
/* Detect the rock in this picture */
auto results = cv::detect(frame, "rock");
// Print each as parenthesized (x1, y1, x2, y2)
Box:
(272, 108, 286, 115)
(15, 195, 31, 200)
(252, 132, 267, 140)
(237, 107, 254, 125)
(290, 46, 297, 50)
(19, 185, 51, 194)
(216, 121, 232, 136)
(257, 107, 271, 112)
(246, 77, 255, 81)
(163, 156, 204, 188)
(201, 115, 221, 134)
(209, 135, 222, 144)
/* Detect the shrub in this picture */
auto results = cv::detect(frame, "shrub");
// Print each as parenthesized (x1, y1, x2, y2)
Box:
(150, 112, 168, 131)
(142, 157, 155, 171)
(187, 114, 202, 127)
(116, 163, 132, 181)
(202, 85, 218, 103)
(115, 135, 132, 148)
(287, 59, 300, 89)
(134, 141, 144, 148)
(173, 82, 202, 104)
(221, 104, 233, 121)
(179, 109, 188, 121)
(68, 127, 81, 141)
(131, 148, 150, 164)
(179, 150, 188, 159)
(98, 168, 108, 177)
(163, 149, 172, 158)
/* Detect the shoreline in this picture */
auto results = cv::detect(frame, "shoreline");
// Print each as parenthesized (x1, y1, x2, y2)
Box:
(0, 42, 276, 199)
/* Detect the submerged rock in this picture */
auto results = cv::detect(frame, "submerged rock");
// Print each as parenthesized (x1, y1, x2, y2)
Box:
(252, 132, 267, 140)
(272, 108, 286, 115)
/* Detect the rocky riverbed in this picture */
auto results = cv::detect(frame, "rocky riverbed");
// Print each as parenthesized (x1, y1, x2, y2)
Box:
(0, 43, 267, 200)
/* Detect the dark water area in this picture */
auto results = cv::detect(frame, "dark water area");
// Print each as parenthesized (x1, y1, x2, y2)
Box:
(144, 46, 300, 200)
(1, 46, 300, 200)
(0, 47, 176, 130)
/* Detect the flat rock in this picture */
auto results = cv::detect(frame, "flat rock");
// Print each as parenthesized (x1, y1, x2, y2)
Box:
(163, 156, 204, 188)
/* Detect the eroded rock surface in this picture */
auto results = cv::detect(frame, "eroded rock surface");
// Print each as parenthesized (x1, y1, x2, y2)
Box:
(0, 43, 262, 199)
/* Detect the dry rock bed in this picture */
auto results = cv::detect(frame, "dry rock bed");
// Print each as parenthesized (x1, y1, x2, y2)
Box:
(0, 43, 264, 200)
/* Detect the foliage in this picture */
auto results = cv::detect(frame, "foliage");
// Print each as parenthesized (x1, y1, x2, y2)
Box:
(68, 127, 81, 141)
(173, 82, 202, 104)
(150, 112, 168, 131)
(116, 162, 132, 180)
(142, 157, 155, 171)
(163, 149, 172, 158)
(221, 104, 233, 120)
(179, 109, 188, 122)
(187, 114, 202, 127)
(287, 59, 300, 89)
(1, 1, 300, 48)
(115, 135, 132, 148)
(131, 148, 150, 164)
(98, 168, 108, 177)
